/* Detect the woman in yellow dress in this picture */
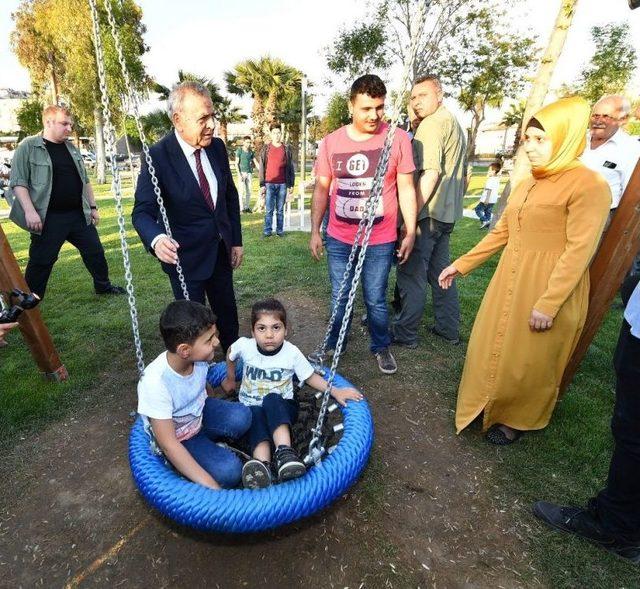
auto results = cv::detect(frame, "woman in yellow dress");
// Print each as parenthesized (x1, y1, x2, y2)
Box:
(438, 96, 611, 445)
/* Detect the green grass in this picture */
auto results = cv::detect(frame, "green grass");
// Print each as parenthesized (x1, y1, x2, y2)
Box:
(1, 171, 636, 587)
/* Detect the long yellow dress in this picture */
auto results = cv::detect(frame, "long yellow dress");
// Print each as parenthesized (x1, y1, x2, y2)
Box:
(454, 166, 610, 433)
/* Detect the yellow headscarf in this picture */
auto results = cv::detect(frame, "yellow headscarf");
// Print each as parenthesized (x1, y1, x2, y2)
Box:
(526, 96, 590, 179)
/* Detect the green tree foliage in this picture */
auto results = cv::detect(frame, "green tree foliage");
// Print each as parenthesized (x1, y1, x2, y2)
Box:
(500, 100, 526, 153)
(578, 23, 637, 104)
(436, 10, 536, 160)
(225, 57, 304, 148)
(325, 22, 390, 81)
(320, 92, 350, 135)
(16, 98, 44, 138)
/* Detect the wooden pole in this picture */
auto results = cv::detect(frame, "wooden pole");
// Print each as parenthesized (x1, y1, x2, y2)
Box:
(560, 158, 640, 393)
(0, 223, 68, 381)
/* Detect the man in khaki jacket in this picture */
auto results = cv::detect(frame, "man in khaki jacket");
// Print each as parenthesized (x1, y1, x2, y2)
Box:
(8, 105, 123, 298)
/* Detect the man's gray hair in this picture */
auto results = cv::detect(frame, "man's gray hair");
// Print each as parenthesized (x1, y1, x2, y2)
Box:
(167, 81, 211, 119)
(413, 74, 442, 93)
(596, 94, 632, 117)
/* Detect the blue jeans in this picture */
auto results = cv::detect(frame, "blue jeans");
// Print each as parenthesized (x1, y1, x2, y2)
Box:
(264, 183, 287, 235)
(326, 235, 394, 353)
(245, 393, 298, 452)
(181, 397, 251, 488)
(474, 202, 493, 223)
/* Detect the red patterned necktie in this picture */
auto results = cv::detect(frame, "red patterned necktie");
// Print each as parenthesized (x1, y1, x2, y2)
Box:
(194, 149, 215, 211)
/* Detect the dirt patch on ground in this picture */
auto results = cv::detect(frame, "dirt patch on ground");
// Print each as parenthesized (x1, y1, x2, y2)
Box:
(0, 291, 543, 588)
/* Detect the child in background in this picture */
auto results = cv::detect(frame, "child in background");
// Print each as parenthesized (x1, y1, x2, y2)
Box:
(137, 301, 251, 490)
(474, 162, 502, 229)
(222, 298, 363, 489)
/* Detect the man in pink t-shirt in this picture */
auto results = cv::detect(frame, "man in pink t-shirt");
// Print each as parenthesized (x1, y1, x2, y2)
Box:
(309, 74, 417, 375)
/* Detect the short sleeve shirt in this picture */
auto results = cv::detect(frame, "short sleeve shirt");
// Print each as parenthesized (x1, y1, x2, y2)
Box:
(315, 123, 415, 246)
(413, 106, 467, 223)
(228, 338, 315, 406)
(137, 352, 209, 442)
(236, 148, 255, 173)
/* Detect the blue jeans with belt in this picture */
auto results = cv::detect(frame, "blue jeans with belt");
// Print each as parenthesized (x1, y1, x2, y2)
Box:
(325, 235, 394, 353)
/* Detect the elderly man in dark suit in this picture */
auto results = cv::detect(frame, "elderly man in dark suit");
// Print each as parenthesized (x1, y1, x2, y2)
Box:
(133, 81, 243, 351)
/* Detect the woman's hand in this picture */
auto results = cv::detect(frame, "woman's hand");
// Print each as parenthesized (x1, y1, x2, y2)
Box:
(529, 309, 553, 332)
(438, 265, 460, 290)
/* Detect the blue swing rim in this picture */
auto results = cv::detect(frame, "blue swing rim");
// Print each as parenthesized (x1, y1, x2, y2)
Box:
(128, 361, 374, 533)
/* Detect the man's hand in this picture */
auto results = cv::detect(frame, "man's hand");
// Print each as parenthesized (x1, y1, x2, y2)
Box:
(90, 208, 100, 225)
(230, 246, 244, 269)
(286, 187, 294, 203)
(396, 232, 415, 265)
(529, 309, 553, 332)
(25, 209, 42, 233)
(309, 231, 324, 261)
(260, 186, 266, 196)
(153, 236, 180, 264)
(438, 265, 460, 289)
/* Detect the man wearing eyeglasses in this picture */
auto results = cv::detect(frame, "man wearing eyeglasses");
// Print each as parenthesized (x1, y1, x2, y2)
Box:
(133, 81, 243, 352)
(581, 95, 640, 214)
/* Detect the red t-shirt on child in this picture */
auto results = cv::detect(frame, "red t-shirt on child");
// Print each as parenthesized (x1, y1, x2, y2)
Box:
(315, 123, 415, 246)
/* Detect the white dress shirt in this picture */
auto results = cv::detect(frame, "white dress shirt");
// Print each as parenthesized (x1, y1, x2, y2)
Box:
(150, 132, 219, 250)
(581, 129, 640, 209)
(175, 131, 218, 207)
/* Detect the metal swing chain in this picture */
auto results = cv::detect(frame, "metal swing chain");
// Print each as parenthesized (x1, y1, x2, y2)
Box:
(306, 0, 429, 465)
(89, 0, 145, 376)
(100, 0, 190, 302)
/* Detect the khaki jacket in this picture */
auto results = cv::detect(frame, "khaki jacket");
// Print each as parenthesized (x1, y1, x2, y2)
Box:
(7, 134, 92, 234)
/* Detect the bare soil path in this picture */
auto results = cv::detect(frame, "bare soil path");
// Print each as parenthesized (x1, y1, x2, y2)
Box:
(1, 292, 544, 588)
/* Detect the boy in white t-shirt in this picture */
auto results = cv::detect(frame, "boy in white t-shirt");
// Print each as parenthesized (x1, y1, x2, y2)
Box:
(474, 162, 502, 228)
(137, 301, 251, 489)
(222, 298, 363, 489)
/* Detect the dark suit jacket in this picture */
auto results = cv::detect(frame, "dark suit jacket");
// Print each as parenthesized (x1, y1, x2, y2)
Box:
(132, 132, 242, 281)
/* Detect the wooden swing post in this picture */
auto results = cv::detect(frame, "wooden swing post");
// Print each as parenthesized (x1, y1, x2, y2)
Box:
(560, 158, 640, 393)
(0, 222, 68, 381)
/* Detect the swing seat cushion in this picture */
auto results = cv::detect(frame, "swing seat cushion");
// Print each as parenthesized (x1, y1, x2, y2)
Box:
(128, 362, 374, 533)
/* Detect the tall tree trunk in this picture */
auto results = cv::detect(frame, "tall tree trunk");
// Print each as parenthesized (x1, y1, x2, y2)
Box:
(219, 122, 228, 145)
(48, 52, 59, 104)
(490, 0, 579, 226)
(94, 107, 106, 185)
(466, 102, 485, 164)
(252, 97, 265, 152)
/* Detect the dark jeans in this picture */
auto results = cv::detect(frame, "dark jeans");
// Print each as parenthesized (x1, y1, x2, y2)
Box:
(264, 182, 287, 236)
(25, 209, 112, 298)
(474, 202, 494, 223)
(393, 217, 460, 343)
(169, 242, 239, 352)
(591, 275, 640, 541)
(245, 393, 298, 452)
(326, 235, 395, 353)
(181, 397, 251, 489)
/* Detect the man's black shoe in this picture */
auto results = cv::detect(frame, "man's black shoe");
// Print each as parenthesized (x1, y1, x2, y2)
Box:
(532, 501, 640, 564)
(96, 285, 126, 295)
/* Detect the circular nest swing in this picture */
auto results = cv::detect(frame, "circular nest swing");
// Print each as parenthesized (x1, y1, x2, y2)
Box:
(128, 361, 374, 533)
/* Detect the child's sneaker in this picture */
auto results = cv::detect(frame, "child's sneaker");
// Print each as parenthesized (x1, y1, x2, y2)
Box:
(274, 445, 306, 482)
(242, 459, 272, 489)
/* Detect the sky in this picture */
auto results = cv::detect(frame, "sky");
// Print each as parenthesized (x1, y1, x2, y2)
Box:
(2, 0, 640, 123)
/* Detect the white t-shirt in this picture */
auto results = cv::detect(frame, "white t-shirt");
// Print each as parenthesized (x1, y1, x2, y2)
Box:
(581, 129, 640, 209)
(480, 175, 500, 204)
(228, 337, 315, 407)
(137, 351, 209, 442)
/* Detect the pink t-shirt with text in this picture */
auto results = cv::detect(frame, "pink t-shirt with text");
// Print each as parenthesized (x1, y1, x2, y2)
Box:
(315, 123, 415, 246)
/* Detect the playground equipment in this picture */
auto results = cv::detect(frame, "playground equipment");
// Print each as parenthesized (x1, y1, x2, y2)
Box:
(89, 0, 428, 532)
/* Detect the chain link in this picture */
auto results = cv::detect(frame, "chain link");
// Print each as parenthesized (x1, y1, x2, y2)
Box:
(307, 0, 430, 464)
(100, 0, 190, 301)
(89, 0, 146, 376)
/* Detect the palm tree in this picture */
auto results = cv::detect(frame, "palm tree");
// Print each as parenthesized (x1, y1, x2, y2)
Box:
(225, 57, 303, 149)
(500, 100, 526, 153)
(215, 97, 246, 144)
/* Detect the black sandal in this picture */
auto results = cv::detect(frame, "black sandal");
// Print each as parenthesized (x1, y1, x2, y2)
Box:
(485, 424, 523, 446)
